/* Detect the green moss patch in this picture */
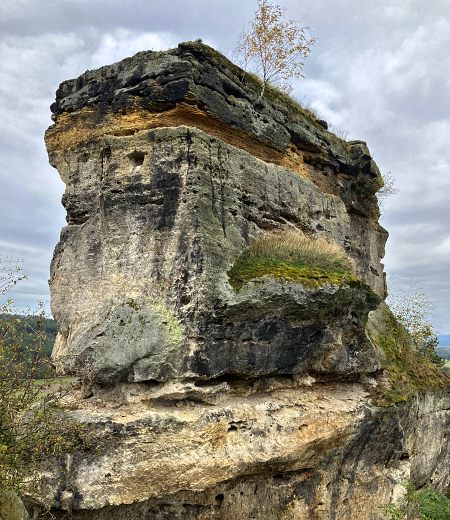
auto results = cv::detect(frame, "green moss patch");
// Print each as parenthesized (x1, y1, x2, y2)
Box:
(228, 258, 358, 291)
(367, 304, 449, 407)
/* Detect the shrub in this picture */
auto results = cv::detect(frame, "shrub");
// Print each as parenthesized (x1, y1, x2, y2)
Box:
(0, 301, 91, 494)
(367, 303, 449, 406)
(0, 260, 98, 503)
(389, 286, 445, 368)
(384, 482, 450, 520)
(416, 489, 450, 519)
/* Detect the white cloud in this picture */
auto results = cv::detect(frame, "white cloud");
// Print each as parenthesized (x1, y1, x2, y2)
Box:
(90, 29, 178, 67)
(0, 26, 182, 312)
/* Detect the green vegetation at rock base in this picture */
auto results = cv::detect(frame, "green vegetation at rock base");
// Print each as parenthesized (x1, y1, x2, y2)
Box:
(384, 481, 450, 520)
(367, 304, 449, 407)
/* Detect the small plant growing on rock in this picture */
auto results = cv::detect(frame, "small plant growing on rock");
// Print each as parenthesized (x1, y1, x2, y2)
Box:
(389, 286, 444, 368)
(235, 0, 316, 98)
(367, 303, 449, 406)
(228, 230, 357, 290)
(383, 481, 450, 520)
(377, 171, 399, 210)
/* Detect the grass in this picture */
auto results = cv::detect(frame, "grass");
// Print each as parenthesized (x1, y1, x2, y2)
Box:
(367, 303, 450, 406)
(228, 231, 357, 290)
(244, 71, 321, 121)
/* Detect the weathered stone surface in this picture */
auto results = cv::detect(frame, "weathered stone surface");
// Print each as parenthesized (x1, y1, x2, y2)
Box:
(48, 42, 381, 196)
(49, 126, 382, 383)
(38, 42, 450, 520)
(46, 41, 386, 239)
(33, 381, 450, 520)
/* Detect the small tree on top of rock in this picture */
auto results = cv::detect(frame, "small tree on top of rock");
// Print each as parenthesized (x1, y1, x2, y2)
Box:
(236, 0, 316, 98)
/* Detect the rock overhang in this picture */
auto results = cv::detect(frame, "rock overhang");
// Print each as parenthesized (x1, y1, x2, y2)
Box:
(46, 41, 386, 220)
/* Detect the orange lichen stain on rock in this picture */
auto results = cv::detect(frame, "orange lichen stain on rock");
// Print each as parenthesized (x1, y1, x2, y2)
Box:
(45, 102, 313, 180)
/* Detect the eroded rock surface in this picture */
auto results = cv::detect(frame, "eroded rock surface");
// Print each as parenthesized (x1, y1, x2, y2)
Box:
(35, 379, 450, 520)
(48, 123, 384, 383)
(38, 42, 449, 519)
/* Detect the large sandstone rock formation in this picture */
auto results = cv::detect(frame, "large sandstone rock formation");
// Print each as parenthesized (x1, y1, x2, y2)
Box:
(37, 42, 449, 519)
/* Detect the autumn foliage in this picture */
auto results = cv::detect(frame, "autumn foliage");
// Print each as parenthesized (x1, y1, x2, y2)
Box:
(236, 0, 316, 96)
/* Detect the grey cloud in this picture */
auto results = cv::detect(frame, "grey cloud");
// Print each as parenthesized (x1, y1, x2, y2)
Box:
(0, 0, 449, 332)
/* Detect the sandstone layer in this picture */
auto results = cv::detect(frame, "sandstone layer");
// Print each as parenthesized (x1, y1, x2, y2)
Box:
(36, 374, 450, 520)
(38, 42, 450, 519)
(46, 41, 387, 384)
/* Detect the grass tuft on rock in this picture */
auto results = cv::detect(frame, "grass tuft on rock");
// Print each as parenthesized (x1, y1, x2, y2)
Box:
(367, 303, 450, 406)
(228, 231, 357, 290)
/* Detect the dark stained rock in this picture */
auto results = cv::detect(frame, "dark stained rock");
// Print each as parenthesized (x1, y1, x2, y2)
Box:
(48, 127, 384, 384)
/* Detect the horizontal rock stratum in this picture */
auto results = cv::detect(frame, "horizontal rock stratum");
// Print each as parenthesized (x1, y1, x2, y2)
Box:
(35, 42, 450, 519)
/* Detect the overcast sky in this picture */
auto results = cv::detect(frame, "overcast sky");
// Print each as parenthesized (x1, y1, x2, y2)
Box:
(1, 0, 449, 332)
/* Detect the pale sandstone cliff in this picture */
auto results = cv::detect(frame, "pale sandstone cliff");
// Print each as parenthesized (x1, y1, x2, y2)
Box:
(35, 42, 449, 519)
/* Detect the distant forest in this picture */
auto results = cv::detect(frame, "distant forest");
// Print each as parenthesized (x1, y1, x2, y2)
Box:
(0, 313, 57, 358)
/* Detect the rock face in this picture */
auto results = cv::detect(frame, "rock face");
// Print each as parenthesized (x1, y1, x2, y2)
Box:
(35, 381, 450, 520)
(40, 42, 449, 519)
(49, 124, 381, 383)
(46, 42, 387, 384)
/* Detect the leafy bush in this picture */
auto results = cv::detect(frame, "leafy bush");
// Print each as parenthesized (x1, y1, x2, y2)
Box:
(228, 230, 356, 290)
(384, 482, 450, 519)
(415, 489, 450, 519)
(0, 261, 97, 500)
(0, 302, 90, 493)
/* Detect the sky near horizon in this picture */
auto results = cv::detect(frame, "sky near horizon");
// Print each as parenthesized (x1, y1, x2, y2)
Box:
(0, 0, 449, 332)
